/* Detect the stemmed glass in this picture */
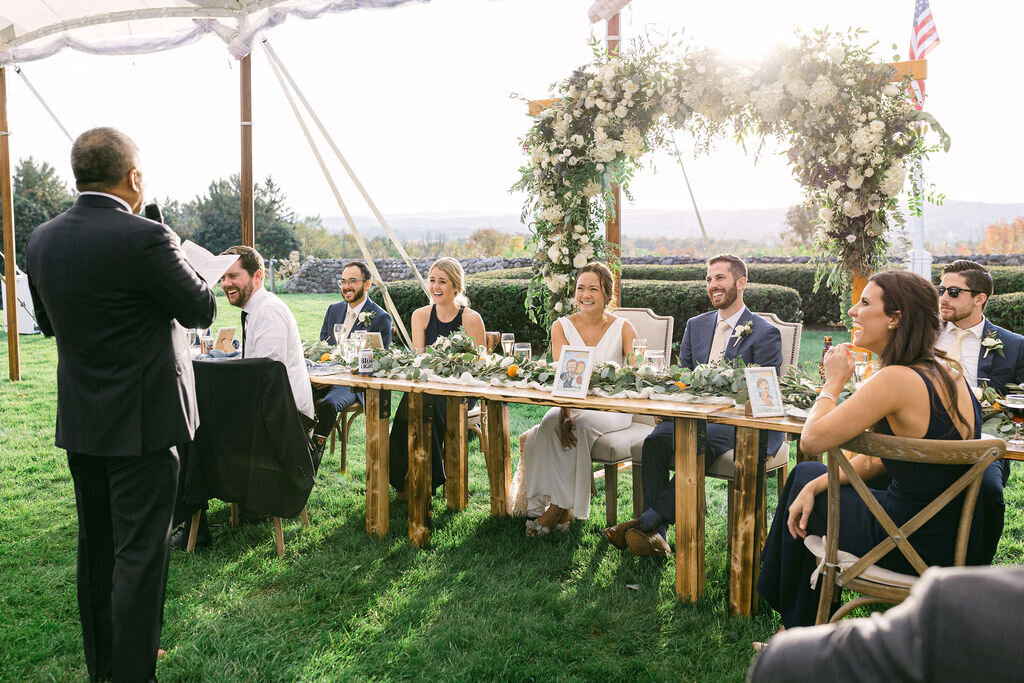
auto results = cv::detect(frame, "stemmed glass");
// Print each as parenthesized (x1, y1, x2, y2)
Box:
(1002, 393, 1024, 446)
(501, 333, 515, 357)
(485, 331, 500, 355)
(334, 323, 346, 346)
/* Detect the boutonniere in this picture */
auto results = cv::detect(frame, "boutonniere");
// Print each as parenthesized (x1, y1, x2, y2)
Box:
(981, 330, 1005, 358)
(733, 321, 754, 339)
(358, 310, 375, 326)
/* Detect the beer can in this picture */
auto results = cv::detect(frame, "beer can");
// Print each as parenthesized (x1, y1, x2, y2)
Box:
(358, 348, 374, 375)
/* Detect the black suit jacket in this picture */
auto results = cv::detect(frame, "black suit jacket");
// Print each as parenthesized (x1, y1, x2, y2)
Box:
(320, 298, 393, 347)
(26, 194, 216, 457)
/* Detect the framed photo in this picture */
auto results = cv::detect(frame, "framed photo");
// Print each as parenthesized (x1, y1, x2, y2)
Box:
(552, 346, 595, 399)
(745, 366, 784, 418)
(364, 331, 384, 350)
(214, 326, 237, 352)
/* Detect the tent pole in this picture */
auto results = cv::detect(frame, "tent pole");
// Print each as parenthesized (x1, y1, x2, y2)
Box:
(240, 54, 254, 248)
(605, 13, 622, 301)
(0, 67, 21, 381)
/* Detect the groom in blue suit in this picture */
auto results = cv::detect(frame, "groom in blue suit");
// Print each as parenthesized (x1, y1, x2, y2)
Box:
(312, 261, 393, 452)
(935, 259, 1021, 562)
(606, 254, 784, 556)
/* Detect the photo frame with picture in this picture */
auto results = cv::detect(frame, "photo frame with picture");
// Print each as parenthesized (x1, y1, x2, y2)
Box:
(744, 366, 785, 418)
(552, 346, 595, 399)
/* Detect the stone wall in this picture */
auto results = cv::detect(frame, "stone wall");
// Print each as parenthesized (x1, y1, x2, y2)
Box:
(282, 254, 1024, 293)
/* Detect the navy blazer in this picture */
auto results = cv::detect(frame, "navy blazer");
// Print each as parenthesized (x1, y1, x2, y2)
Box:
(976, 319, 1024, 395)
(320, 297, 393, 348)
(679, 307, 785, 457)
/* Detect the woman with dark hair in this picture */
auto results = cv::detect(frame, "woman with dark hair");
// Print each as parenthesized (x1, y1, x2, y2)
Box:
(521, 262, 637, 535)
(757, 269, 992, 629)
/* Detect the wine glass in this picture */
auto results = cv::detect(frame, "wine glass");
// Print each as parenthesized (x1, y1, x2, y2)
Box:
(852, 351, 872, 388)
(485, 331, 500, 354)
(501, 332, 515, 356)
(632, 337, 648, 364)
(334, 323, 346, 346)
(513, 342, 532, 362)
(1002, 393, 1024, 446)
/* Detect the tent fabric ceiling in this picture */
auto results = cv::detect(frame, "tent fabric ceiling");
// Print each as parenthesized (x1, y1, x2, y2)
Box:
(0, 0, 427, 64)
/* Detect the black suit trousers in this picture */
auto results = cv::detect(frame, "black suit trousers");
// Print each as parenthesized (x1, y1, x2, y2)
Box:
(67, 449, 179, 683)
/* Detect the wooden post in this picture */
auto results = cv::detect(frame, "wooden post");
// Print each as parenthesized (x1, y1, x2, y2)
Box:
(240, 54, 254, 248)
(407, 393, 432, 547)
(444, 396, 469, 511)
(605, 13, 622, 303)
(0, 67, 20, 381)
(674, 416, 704, 602)
(364, 388, 390, 538)
(485, 400, 511, 516)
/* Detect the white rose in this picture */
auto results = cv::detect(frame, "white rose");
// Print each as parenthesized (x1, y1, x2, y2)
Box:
(561, 247, 569, 254)
(554, 301, 563, 313)
(818, 207, 832, 221)
(568, 156, 579, 166)
(572, 253, 588, 268)
(883, 84, 900, 97)
(869, 120, 885, 133)
(547, 245, 560, 262)
(570, 134, 584, 146)
(846, 174, 864, 190)
(846, 234, 857, 243)
(864, 168, 874, 177)
(828, 46, 845, 62)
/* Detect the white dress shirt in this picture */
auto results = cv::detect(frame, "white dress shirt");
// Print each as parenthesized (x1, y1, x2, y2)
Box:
(936, 318, 985, 387)
(241, 287, 314, 419)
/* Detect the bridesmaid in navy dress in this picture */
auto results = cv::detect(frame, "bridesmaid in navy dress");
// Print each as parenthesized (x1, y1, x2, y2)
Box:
(389, 257, 485, 496)
(758, 270, 995, 630)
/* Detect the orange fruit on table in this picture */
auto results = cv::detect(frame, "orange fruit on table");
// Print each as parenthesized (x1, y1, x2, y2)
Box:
(320, 352, 332, 362)
(507, 364, 519, 378)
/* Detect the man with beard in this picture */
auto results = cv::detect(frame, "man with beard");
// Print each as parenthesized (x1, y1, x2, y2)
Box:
(934, 259, 1022, 560)
(603, 254, 783, 556)
(312, 261, 393, 454)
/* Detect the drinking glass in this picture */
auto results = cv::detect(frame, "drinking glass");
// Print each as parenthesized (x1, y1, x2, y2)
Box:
(334, 323, 346, 345)
(852, 351, 872, 388)
(201, 334, 214, 355)
(186, 328, 198, 346)
(513, 342, 532, 362)
(632, 337, 648, 364)
(645, 349, 666, 372)
(351, 331, 367, 349)
(1002, 393, 1024, 446)
(485, 331, 500, 354)
(501, 333, 515, 356)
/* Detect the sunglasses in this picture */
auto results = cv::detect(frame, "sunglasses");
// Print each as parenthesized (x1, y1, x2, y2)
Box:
(936, 286, 982, 298)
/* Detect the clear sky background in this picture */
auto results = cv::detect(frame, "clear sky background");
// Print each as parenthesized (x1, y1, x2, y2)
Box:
(5, 0, 1021, 223)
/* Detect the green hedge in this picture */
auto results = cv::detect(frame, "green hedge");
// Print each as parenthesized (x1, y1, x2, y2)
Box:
(621, 263, 842, 325)
(371, 278, 802, 355)
(985, 293, 1024, 333)
(931, 264, 1024, 294)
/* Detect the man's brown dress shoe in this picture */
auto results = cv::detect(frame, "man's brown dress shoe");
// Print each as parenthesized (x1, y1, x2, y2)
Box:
(603, 518, 641, 549)
(625, 528, 671, 557)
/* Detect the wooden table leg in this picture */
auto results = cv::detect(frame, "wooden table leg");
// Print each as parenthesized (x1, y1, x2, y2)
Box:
(485, 400, 511, 516)
(407, 393, 432, 547)
(364, 388, 390, 538)
(674, 417, 704, 602)
(444, 397, 469, 511)
(730, 426, 760, 616)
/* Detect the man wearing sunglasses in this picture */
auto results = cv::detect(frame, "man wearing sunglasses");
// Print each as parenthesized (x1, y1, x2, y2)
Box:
(312, 261, 393, 455)
(935, 259, 1023, 563)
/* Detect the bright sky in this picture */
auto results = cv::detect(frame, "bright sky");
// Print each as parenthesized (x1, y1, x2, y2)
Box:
(6, 0, 1021, 223)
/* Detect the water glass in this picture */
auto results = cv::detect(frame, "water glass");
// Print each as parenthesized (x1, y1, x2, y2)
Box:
(485, 331, 500, 354)
(334, 323, 346, 345)
(644, 349, 666, 371)
(186, 328, 198, 346)
(200, 334, 214, 355)
(632, 337, 648, 365)
(501, 332, 515, 357)
(1002, 393, 1024, 446)
(513, 342, 532, 362)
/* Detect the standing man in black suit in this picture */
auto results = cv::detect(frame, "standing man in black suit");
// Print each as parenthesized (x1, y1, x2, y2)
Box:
(26, 127, 216, 682)
(312, 260, 393, 454)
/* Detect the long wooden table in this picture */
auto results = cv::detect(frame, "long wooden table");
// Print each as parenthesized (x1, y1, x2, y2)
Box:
(312, 371, 725, 604)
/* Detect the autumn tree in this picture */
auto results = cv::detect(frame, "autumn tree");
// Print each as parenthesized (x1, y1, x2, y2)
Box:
(977, 217, 1024, 254)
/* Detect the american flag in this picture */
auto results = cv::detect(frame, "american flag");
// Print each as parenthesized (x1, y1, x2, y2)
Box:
(908, 0, 940, 109)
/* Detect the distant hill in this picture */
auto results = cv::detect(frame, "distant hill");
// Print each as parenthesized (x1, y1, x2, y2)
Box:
(322, 200, 1024, 245)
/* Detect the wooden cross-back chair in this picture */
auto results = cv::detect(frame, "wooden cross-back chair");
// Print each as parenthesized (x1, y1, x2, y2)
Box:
(810, 431, 1004, 624)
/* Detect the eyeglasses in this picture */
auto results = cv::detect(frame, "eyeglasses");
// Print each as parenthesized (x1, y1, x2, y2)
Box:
(937, 286, 982, 299)
(339, 278, 367, 287)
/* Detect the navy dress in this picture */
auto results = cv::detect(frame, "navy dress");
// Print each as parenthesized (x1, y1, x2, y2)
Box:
(757, 369, 989, 628)
(389, 306, 474, 493)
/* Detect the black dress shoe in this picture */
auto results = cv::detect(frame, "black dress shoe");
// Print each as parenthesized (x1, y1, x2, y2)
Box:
(170, 524, 211, 551)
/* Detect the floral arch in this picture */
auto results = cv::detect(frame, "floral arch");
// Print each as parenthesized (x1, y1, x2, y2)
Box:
(514, 29, 949, 327)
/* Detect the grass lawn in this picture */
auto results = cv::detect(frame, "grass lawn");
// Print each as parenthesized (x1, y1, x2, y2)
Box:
(1, 294, 1020, 681)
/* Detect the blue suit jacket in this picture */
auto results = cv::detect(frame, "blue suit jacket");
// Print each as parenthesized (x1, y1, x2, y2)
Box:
(977, 319, 1024, 395)
(679, 307, 784, 457)
(319, 298, 393, 348)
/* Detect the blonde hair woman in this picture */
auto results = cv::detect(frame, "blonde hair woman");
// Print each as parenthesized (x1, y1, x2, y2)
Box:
(390, 257, 486, 496)
(522, 262, 637, 535)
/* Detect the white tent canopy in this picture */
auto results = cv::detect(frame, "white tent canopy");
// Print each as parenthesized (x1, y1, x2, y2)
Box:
(0, 0, 425, 64)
